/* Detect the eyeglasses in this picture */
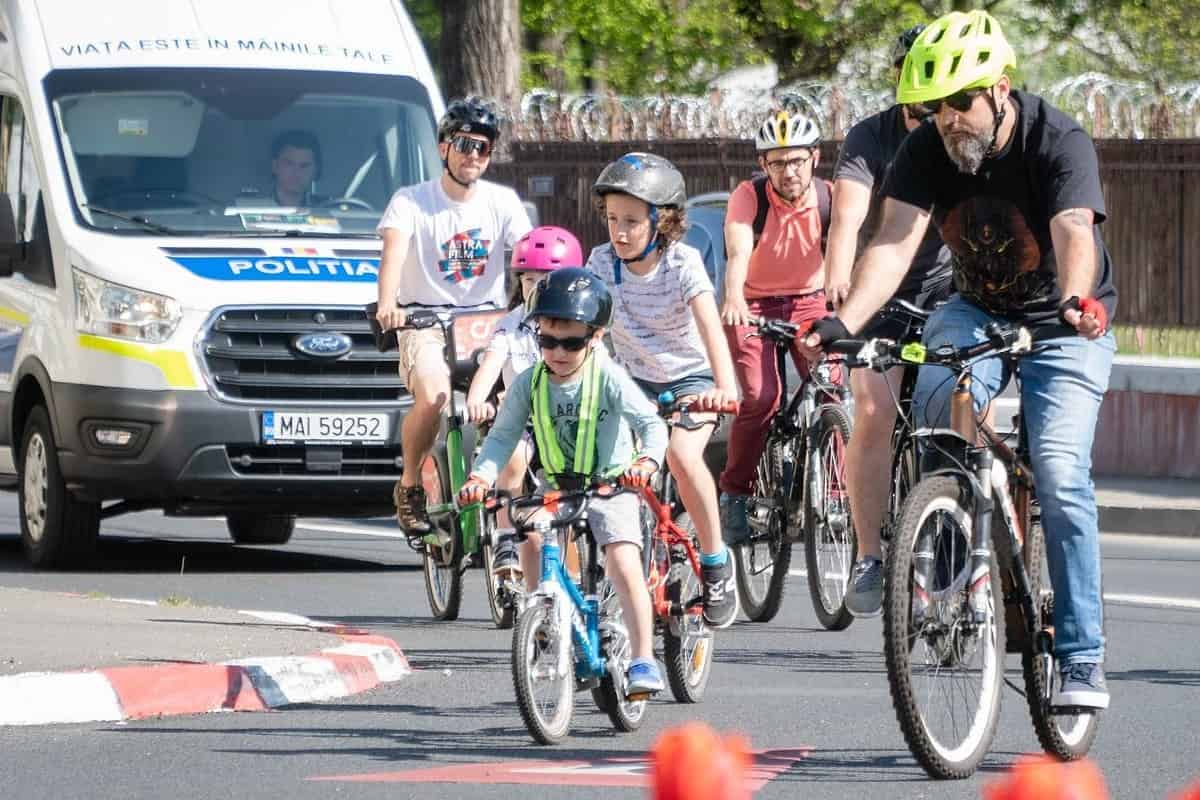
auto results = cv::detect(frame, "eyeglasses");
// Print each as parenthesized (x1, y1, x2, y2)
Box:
(536, 333, 590, 352)
(763, 153, 813, 174)
(450, 135, 492, 157)
(906, 88, 986, 120)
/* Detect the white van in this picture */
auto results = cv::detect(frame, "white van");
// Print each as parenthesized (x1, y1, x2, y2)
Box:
(0, 0, 445, 565)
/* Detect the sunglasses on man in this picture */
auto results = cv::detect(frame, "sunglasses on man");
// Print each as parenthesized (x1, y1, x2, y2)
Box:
(450, 134, 492, 157)
(536, 332, 591, 352)
(905, 88, 987, 121)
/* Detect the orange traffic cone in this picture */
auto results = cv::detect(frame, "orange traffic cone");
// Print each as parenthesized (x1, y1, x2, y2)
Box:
(650, 722, 751, 800)
(984, 755, 1109, 800)
(1170, 778, 1200, 800)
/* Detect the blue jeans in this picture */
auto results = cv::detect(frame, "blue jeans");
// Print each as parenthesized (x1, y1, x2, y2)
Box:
(911, 296, 1115, 665)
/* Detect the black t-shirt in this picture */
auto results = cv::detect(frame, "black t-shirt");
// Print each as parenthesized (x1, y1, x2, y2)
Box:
(881, 90, 1117, 325)
(834, 105, 952, 300)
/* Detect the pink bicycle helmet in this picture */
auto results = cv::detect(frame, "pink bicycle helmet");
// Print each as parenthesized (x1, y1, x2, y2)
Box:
(511, 226, 583, 272)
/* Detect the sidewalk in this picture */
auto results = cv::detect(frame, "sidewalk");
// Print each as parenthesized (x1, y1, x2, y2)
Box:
(1096, 476, 1200, 537)
(0, 588, 410, 726)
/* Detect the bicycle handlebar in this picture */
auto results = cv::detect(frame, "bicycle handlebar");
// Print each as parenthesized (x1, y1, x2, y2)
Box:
(484, 481, 629, 534)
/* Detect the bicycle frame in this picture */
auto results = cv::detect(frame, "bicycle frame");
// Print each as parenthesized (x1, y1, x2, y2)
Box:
(641, 484, 703, 619)
(531, 529, 606, 681)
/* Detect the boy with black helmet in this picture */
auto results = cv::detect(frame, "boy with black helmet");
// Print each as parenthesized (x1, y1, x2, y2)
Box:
(589, 152, 741, 630)
(375, 96, 531, 536)
(458, 267, 670, 697)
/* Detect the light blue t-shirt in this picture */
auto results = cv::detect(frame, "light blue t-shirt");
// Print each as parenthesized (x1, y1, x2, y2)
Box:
(472, 354, 667, 483)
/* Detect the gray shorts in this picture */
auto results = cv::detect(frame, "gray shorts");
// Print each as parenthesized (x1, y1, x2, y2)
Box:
(585, 490, 645, 550)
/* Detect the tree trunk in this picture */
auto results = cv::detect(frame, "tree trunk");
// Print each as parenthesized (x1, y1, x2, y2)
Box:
(440, 0, 522, 113)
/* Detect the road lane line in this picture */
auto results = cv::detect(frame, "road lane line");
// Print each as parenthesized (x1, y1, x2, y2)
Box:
(296, 522, 407, 538)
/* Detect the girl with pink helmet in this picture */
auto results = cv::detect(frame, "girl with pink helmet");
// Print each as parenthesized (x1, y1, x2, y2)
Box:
(464, 225, 584, 582)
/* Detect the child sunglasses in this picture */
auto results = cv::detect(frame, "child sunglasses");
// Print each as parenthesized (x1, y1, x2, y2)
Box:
(450, 134, 492, 157)
(536, 333, 591, 352)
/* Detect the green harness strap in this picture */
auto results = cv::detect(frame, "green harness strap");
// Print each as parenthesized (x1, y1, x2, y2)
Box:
(531, 354, 605, 488)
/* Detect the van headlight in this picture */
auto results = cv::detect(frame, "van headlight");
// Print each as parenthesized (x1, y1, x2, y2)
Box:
(73, 269, 182, 344)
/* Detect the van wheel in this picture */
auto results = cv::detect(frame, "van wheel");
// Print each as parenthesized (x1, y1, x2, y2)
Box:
(18, 406, 101, 568)
(227, 513, 296, 545)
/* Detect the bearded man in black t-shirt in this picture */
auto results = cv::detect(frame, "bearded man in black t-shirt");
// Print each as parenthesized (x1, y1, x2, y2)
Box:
(804, 10, 1115, 712)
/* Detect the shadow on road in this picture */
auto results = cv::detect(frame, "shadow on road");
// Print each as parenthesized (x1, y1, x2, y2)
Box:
(0, 533, 412, 575)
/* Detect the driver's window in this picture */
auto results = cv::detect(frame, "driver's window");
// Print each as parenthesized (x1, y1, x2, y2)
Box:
(0, 95, 53, 286)
(0, 96, 23, 245)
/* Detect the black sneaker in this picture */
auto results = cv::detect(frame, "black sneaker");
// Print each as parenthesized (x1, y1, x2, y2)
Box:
(393, 482, 433, 535)
(1053, 662, 1110, 710)
(701, 554, 738, 629)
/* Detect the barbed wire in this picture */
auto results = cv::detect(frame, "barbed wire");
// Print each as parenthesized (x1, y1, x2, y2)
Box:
(506, 76, 1200, 141)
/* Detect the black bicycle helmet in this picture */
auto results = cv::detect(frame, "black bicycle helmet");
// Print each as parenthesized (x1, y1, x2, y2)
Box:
(525, 267, 613, 329)
(593, 152, 686, 208)
(892, 24, 927, 68)
(438, 96, 501, 143)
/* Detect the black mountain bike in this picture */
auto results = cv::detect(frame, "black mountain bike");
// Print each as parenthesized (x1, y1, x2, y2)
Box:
(735, 316, 854, 629)
(834, 317, 1102, 779)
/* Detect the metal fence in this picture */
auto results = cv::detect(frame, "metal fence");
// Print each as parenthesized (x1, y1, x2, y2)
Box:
(489, 138, 1200, 328)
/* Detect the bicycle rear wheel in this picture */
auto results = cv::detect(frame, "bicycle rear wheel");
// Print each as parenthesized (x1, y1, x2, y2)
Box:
(420, 451, 463, 621)
(804, 405, 855, 631)
(1015, 503, 1101, 759)
(481, 508, 517, 629)
(736, 434, 795, 622)
(883, 476, 1005, 779)
(662, 513, 714, 703)
(594, 579, 649, 732)
(512, 601, 574, 745)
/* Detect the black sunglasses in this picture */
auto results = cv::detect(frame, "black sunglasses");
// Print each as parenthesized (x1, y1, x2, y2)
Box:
(906, 88, 986, 120)
(450, 135, 491, 157)
(536, 333, 590, 352)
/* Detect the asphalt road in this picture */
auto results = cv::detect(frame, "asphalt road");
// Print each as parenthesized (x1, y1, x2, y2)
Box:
(2, 495, 1198, 799)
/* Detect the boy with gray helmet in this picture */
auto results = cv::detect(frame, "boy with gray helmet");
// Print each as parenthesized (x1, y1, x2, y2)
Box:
(588, 152, 741, 630)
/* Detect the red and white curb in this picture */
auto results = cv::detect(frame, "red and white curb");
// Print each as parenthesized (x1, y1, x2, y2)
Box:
(0, 606, 410, 727)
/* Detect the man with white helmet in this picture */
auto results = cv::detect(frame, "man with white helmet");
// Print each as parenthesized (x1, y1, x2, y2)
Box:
(718, 110, 834, 544)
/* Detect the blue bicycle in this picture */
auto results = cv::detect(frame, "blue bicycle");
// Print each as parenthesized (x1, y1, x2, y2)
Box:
(487, 482, 648, 745)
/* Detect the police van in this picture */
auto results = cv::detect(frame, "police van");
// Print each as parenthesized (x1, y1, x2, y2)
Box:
(0, 0, 445, 565)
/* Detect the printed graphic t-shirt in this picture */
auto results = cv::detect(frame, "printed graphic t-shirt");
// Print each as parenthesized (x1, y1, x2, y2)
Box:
(586, 241, 715, 384)
(377, 178, 532, 309)
(881, 90, 1117, 325)
(833, 105, 953, 300)
(487, 306, 541, 388)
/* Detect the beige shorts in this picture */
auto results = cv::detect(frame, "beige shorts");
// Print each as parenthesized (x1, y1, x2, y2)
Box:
(396, 327, 447, 387)
(586, 490, 647, 550)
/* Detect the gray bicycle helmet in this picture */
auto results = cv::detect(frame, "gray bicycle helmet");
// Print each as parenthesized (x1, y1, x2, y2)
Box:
(891, 24, 927, 68)
(525, 267, 613, 329)
(593, 152, 686, 208)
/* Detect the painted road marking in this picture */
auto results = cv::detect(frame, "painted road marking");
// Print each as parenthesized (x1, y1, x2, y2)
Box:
(788, 571, 1200, 611)
(310, 747, 809, 788)
(296, 522, 406, 538)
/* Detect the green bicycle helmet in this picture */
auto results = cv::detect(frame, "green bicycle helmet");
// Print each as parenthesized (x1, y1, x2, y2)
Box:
(897, 10, 1016, 105)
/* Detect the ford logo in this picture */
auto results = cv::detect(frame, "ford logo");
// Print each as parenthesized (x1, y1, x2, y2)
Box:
(292, 332, 354, 359)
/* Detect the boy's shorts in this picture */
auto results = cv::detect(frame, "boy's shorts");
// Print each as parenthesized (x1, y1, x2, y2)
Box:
(585, 490, 646, 550)
(632, 371, 715, 408)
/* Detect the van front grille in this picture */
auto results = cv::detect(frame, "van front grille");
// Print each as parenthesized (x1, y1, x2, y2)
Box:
(199, 306, 404, 404)
(226, 444, 403, 476)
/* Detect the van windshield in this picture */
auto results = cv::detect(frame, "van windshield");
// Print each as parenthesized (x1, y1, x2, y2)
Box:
(45, 68, 440, 237)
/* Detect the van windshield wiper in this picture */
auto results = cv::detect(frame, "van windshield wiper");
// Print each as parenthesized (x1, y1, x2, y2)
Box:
(82, 205, 183, 235)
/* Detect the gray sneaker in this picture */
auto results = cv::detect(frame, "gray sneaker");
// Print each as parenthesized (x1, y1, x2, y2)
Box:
(719, 492, 751, 545)
(1053, 663, 1110, 710)
(844, 556, 883, 618)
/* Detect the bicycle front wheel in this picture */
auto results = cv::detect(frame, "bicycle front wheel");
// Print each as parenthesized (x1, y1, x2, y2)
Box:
(662, 513, 714, 703)
(735, 434, 796, 622)
(512, 601, 574, 745)
(883, 476, 1005, 779)
(804, 405, 855, 631)
(420, 451, 463, 621)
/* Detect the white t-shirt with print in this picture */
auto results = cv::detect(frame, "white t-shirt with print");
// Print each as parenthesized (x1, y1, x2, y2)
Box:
(486, 306, 540, 388)
(377, 178, 532, 309)
(586, 241, 715, 383)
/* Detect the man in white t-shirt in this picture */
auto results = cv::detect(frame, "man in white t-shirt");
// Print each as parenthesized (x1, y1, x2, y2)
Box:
(375, 96, 532, 535)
